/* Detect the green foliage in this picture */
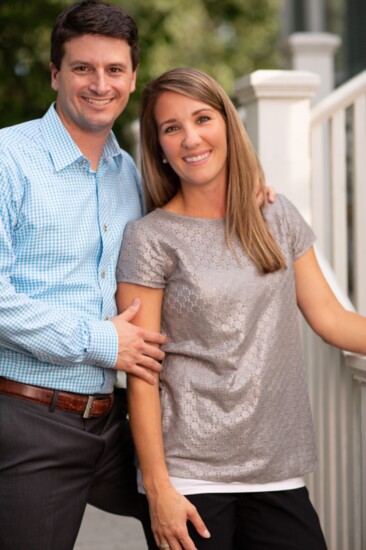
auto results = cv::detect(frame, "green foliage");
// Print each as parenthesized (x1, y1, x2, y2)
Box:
(0, 0, 280, 149)
(0, 0, 69, 127)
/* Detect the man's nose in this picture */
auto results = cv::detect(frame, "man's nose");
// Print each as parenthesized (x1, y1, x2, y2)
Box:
(89, 70, 110, 94)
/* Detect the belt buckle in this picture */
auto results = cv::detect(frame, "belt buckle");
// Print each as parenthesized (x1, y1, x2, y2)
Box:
(83, 395, 96, 419)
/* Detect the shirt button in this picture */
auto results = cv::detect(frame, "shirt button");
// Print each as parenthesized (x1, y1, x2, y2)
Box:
(105, 316, 109, 320)
(82, 160, 87, 166)
(103, 224, 108, 232)
(101, 270, 106, 279)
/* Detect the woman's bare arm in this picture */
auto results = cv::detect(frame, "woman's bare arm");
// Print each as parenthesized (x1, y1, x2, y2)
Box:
(116, 283, 210, 550)
(295, 247, 366, 354)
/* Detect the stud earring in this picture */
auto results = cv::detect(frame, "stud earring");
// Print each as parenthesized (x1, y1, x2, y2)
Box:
(162, 158, 168, 164)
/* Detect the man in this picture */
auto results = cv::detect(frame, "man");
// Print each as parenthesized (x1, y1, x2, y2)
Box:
(0, 2, 166, 548)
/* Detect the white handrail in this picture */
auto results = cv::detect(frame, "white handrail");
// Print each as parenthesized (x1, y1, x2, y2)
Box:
(311, 70, 366, 126)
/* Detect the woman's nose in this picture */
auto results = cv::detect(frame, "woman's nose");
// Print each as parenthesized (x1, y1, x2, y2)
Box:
(182, 127, 201, 149)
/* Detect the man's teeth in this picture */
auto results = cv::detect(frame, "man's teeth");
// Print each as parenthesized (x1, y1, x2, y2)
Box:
(85, 98, 112, 105)
(185, 152, 210, 162)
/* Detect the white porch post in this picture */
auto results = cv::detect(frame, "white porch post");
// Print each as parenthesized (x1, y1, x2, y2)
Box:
(129, 119, 141, 170)
(234, 70, 319, 222)
(286, 32, 341, 102)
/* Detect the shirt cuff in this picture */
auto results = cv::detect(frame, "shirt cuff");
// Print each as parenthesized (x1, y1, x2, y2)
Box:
(84, 319, 118, 369)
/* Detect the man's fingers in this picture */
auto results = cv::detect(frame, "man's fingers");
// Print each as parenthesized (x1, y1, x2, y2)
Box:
(266, 185, 276, 203)
(141, 328, 167, 346)
(135, 351, 164, 373)
(139, 341, 165, 361)
(111, 300, 167, 377)
(119, 298, 141, 322)
(127, 365, 158, 385)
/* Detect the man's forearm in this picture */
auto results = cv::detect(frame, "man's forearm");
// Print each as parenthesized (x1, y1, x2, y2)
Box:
(0, 277, 118, 368)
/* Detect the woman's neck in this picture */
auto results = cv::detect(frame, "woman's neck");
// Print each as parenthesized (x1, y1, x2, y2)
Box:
(164, 188, 226, 219)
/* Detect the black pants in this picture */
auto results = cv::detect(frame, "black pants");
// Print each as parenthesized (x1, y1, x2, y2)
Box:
(141, 488, 328, 549)
(0, 388, 140, 550)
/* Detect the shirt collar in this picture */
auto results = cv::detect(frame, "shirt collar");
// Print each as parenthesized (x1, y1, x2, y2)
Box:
(40, 103, 122, 172)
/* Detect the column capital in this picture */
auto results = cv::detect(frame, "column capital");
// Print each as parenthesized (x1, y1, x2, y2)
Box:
(286, 32, 341, 56)
(234, 70, 320, 105)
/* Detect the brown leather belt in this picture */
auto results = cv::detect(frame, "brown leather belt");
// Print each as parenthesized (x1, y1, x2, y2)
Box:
(0, 377, 114, 419)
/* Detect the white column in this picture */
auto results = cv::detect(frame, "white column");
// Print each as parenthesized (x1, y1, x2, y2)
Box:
(234, 70, 319, 222)
(286, 33, 341, 102)
(129, 119, 141, 169)
(306, 0, 325, 32)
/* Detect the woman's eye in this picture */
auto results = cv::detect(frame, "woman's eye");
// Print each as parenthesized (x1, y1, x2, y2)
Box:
(164, 126, 178, 134)
(198, 115, 210, 124)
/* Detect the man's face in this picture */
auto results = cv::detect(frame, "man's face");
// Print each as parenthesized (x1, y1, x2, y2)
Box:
(51, 34, 137, 138)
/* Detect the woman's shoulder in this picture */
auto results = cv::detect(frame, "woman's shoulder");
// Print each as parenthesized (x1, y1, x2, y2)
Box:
(264, 193, 305, 226)
(123, 209, 176, 251)
(125, 208, 167, 233)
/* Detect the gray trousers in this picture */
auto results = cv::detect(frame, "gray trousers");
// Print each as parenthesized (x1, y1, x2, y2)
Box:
(0, 388, 140, 550)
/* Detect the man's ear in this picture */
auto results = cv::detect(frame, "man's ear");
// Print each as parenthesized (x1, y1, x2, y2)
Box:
(130, 69, 137, 94)
(50, 63, 59, 92)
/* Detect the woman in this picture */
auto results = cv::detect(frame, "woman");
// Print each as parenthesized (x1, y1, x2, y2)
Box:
(116, 68, 366, 550)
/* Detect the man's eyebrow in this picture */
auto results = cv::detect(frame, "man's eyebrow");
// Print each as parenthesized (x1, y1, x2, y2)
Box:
(69, 61, 129, 69)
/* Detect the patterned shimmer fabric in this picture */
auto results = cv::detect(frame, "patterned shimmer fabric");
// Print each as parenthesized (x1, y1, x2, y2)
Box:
(0, 104, 144, 393)
(117, 195, 318, 483)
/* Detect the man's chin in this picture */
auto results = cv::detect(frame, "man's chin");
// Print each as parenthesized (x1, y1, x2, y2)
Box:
(80, 117, 115, 134)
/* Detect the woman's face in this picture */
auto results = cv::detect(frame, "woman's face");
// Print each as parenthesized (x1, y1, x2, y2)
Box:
(154, 91, 228, 194)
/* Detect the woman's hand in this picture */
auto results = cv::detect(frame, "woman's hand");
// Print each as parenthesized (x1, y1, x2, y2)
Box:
(147, 482, 210, 550)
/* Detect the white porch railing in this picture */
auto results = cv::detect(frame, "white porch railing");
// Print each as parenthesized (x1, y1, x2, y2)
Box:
(235, 67, 366, 550)
(309, 70, 366, 550)
(310, 70, 366, 316)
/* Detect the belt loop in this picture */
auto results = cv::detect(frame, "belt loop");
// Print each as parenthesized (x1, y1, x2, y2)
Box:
(49, 390, 59, 413)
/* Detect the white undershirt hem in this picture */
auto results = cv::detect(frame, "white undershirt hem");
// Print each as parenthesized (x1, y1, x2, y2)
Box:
(137, 469, 305, 496)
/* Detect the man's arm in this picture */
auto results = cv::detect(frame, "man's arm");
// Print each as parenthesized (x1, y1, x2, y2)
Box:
(0, 176, 164, 378)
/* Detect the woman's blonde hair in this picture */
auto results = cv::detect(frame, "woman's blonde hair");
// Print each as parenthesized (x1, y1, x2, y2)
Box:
(140, 67, 286, 274)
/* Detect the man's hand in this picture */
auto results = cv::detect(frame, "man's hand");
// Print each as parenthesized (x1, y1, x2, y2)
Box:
(256, 184, 277, 207)
(110, 299, 166, 384)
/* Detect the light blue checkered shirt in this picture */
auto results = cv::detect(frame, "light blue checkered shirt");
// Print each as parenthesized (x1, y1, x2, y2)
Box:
(0, 104, 144, 394)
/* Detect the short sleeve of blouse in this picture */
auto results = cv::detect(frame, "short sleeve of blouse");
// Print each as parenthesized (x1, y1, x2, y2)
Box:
(116, 215, 169, 288)
(276, 194, 316, 260)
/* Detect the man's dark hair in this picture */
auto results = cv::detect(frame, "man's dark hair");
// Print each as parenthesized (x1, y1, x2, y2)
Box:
(50, 0, 139, 70)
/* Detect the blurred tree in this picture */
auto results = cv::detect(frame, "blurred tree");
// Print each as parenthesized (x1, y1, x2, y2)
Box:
(0, 0, 280, 150)
(0, 0, 69, 127)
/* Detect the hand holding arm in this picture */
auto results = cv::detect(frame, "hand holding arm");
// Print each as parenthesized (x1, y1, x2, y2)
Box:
(111, 298, 166, 384)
